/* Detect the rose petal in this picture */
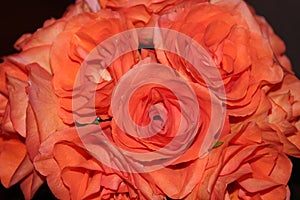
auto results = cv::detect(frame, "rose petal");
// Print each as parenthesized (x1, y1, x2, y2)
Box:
(15, 19, 66, 51)
(20, 171, 44, 200)
(34, 157, 70, 199)
(85, 0, 101, 12)
(220, 145, 257, 176)
(0, 138, 31, 187)
(28, 63, 67, 141)
(147, 157, 208, 199)
(239, 178, 280, 193)
(25, 105, 41, 160)
(6, 76, 28, 137)
(7, 46, 52, 74)
(204, 20, 231, 51)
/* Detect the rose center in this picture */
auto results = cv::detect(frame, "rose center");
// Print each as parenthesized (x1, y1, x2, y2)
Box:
(147, 103, 167, 135)
(153, 115, 163, 121)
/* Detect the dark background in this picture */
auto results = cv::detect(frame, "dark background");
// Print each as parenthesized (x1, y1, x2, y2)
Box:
(0, 0, 299, 199)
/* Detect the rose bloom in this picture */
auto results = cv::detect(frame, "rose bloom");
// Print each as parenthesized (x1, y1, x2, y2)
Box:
(34, 126, 165, 200)
(82, 0, 300, 199)
(155, 0, 284, 117)
(186, 125, 292, 199)
(0, 60, 36, 199)
(229, 74, 300, 159)
(49, 7, 142, 125)
(0, 13, 73, 198)
(0, 0, 300, 200)
(97, 0, 205, 27)
(0, 1, 99, 199)
(267, 74, 300, 157)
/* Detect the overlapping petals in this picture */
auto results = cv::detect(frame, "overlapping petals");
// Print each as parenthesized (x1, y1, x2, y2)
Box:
(34, 127, 146, 200)
(155, 0, 284, 117)
(0, 0, 300, 199)
(51, 9, 140, 125)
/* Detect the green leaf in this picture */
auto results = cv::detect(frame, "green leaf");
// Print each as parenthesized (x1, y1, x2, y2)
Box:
(75, 116, 113, 127)
(213, 141, 223, 148)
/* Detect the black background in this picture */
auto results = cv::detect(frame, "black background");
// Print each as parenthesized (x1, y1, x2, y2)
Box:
(0, 0, 299, 199)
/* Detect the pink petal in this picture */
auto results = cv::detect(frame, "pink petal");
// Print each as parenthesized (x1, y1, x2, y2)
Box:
(15, 19, 66, 51)
(20, 171, 44, 200)
(7, 46, 52, 74)
(25, 105, 41, 160)
(85, 0, 101, 12)
(6, 75, 28, 137)
(34, 156, 70, 199)
(27, 63, 67, 141)
(0, 138, 31, 187)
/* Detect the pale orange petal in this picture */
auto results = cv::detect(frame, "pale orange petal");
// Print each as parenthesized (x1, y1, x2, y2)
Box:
(6, 75, 28, 137)
(27, 63, 67, 141)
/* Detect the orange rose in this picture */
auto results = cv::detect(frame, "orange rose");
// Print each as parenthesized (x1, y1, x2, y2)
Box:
(50, 9, 140, 125)
(0, 1, 90, 198)
(229, 74, 300, 158)
(267, 74, 300, 157)
(97, 0, 189, 25)
(0, 58, 40, 199)
(184, 124, 291, 200)
(0, 60, 42, 199)
(155, 0, 284, 117)
(98, 0, 187, 12)
(34, 126, 166, 200)
(73, 51, 228, 198)
(253, 12, 292, 71)
(1, 0, 300, 199)
(0, 61, 67, 199)
(88, 0, 209, 28)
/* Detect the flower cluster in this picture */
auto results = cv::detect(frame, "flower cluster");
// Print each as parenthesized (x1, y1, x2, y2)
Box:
(0, 0, 300, 199)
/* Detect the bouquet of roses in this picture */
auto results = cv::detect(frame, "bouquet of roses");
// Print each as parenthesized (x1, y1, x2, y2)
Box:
(1, 0, 299, 199)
